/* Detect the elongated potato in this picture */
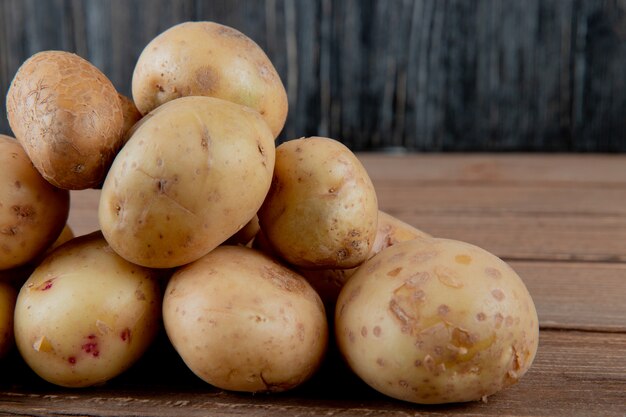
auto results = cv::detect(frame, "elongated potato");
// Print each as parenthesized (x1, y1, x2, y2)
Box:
(0, 135, 69, 270)
(336, 238, 539, 404)
(13, 232, 161, 387)
(99, 96, 275, 268)
(163, 246, 327, 393)
(258, 137, 378, 269)
(6, 51, 124, 189)
(132, 21, 288, 137)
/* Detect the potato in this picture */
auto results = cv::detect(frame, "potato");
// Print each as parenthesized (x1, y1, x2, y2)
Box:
(224, 215, 260, 246)
(49, 224, 74, 252)
(335, 237, 539, 404)
(0, 281, 17, 359)
(299, 210, 431, 305)
(132, 21, 288, 137)
(258, 137, 378, 269)
(6, 51, 124, 189)
(13, 231, 161, 387)
(118, 94, 142, 141)
(163, 245, 327, 393)
(99, 96, 275, 268)
(0, 135, 70, 270)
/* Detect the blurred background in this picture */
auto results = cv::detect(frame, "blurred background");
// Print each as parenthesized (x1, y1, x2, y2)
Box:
(1, 0, 625, 152)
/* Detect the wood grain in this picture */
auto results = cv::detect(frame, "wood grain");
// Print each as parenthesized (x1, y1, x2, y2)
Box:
(1, 1, 626, 151)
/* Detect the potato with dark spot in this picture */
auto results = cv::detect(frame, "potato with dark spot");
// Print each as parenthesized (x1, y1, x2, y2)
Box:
(132, 21, 288, 138)
(298, 210, 431, 306)
(13, 231, 161, 387)
(6, 51, 124, 189)
(0, 281, 17, 359)
(258, 137, 378, 270)
(0, 135, 69, 270)
(336, 237, 539, 404)
(163, 245, 327, 393)
(99, 96, 275, 268)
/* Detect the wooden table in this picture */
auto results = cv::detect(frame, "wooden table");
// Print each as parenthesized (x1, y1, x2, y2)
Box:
(2, 154, 625, 416)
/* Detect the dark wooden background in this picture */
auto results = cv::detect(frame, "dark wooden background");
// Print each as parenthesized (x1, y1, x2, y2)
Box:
(1, 0, 626, 152)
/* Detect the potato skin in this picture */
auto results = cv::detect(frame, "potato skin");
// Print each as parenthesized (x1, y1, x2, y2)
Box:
(224, 215, 260, 246)
(118, 94, 142, 142)
(258, 137, 378, 269)
(6, 51, 124, 189)
(0, 135, 69, 270)
(298, 210, 431, 306)
(163, 246, 328, 393)
(335, 238, 539, 404)
(13, 231, 161, 387)
(99, 96, 275, 268)
(132, 21, 288, 137)
(0, 281, 17, 359)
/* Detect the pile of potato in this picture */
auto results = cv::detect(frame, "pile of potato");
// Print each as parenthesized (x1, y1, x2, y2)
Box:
(0, 21, 539, 404)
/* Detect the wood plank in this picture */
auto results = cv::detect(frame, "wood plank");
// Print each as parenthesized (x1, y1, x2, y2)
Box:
(67, 189, 100, 237)
(512, 261, 626, 332)
(389, 211, 626, 263)
(1, 330, 624, 416)
(358, 154, 626, 186)
(375, 183, 626, 217)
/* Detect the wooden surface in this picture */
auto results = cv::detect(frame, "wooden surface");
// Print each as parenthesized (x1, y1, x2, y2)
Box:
(2, 0, 626, 151)
(2, 154, 626, 416)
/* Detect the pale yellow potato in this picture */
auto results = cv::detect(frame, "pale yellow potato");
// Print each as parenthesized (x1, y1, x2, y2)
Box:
(163, 246, 327, 393)
(132, 21, 288, 137)
(0, 135, 69, 270)
(13, 231, 161, 387)
(336, 237, 539, 404)
(258, 137, 378, 269)
(0, 224, 74, 289)
(0, 281, 17, 359)
(99, 96, 275, 268)
(6, 51, 124, 189)
(299, 210, 431, 305)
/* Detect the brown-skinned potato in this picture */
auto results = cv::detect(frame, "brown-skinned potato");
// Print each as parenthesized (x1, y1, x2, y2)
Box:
(6, 51, 124, 189)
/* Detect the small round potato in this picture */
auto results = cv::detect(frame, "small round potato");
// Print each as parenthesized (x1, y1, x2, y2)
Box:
(6, 51, 124, 189)
(258, 137, 378, 269)
(132, 21, 288, 137)
(0, 135, 70, 270)
(299, 210, 431, 305)
(336, 237, 539, 404)
(14, 231, 161, 387)
(0, 281, 17, 359)
(99, 96, 275, 268)
(118, 94, 142, 142)
(163, 246, 328, 393)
